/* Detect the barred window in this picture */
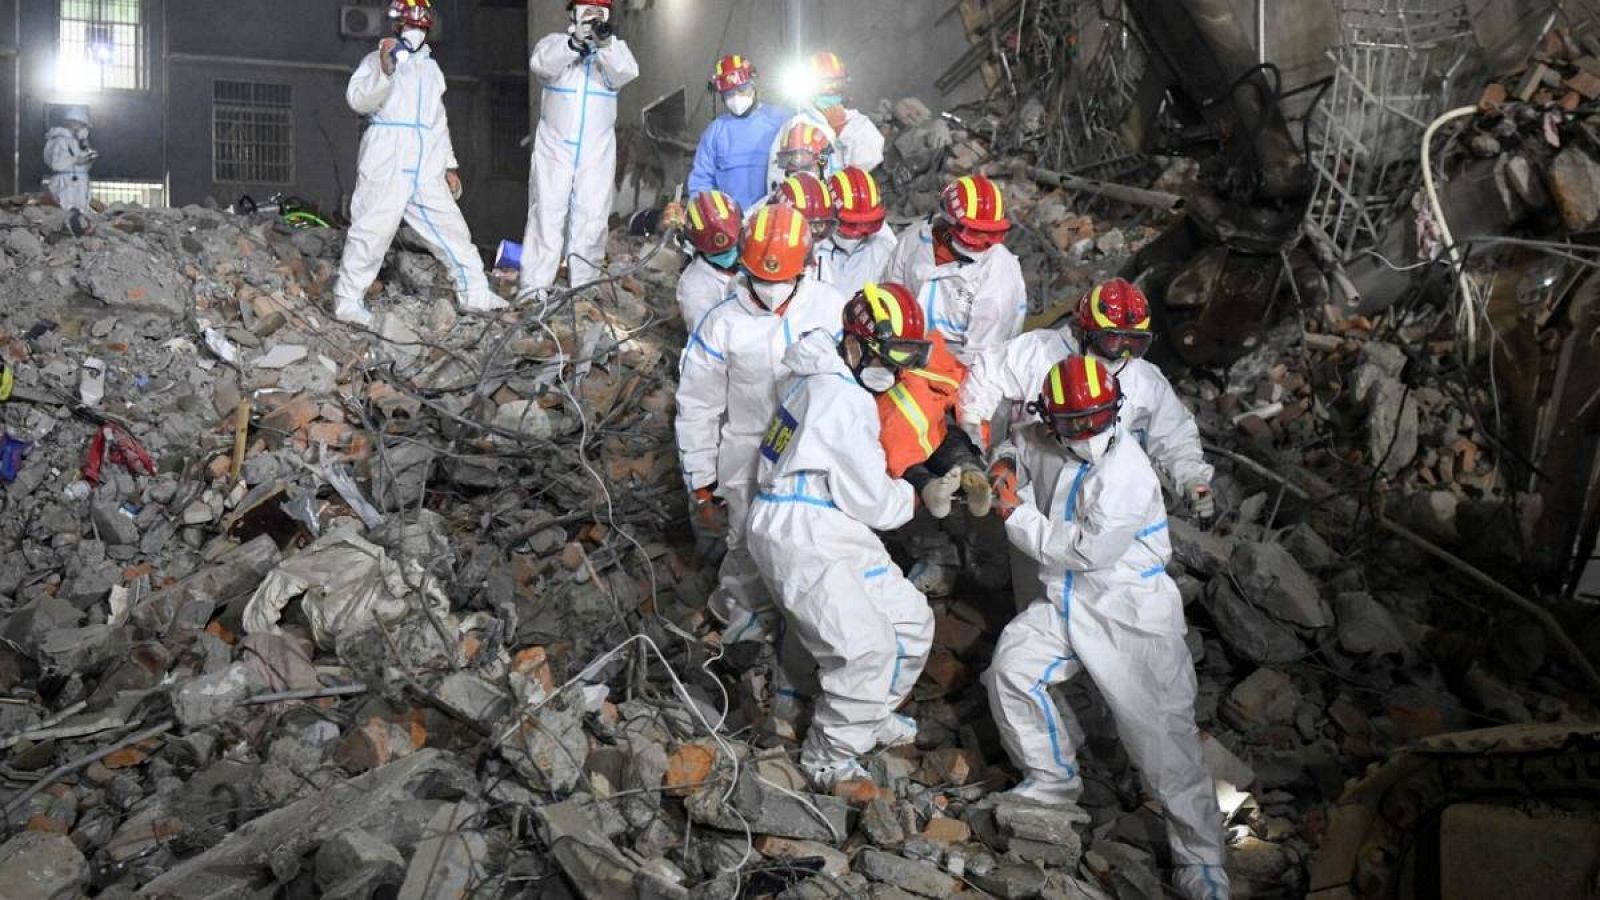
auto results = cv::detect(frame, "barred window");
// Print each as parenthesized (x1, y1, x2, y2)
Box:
(91, 180, 165, 208)
(57, 0, 147, 92)
(213, 81, 294, 185)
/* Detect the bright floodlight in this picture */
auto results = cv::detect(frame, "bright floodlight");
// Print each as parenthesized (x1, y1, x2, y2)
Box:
(55, 54, 101, 93)
(89, 41, 114, 65)
(777, 59, 819, 109)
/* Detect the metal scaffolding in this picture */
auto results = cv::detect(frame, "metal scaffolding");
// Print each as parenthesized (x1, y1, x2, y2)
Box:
(1307, 0, 1479, 260)
(1045, 1, 1149, 177)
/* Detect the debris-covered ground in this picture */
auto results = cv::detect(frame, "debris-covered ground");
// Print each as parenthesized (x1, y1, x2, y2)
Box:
(4, 25, 1600, 900)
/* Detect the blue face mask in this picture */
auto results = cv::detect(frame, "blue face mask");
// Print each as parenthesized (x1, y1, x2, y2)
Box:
(705, 248, 739, 269)
(814, 94, 845, 110)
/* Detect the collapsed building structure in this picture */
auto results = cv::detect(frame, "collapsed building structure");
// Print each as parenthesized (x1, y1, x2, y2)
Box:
(0, 0, 1598, 898)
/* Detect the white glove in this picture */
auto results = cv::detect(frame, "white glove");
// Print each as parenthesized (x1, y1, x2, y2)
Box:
(921, 469, 961, 520)
(1188, 483, 1215, 521)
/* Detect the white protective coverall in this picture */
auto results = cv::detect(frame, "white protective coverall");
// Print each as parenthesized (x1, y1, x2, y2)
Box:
(983, 422, 1229, 900)
(747, 329, 933, 775)
(815, 225, 897, 301)
(885, 220, 1027, 368)
(44, 127, 94, 212)
(521, 34, 639, 292)
(676, 254, 735, 330)
(675, 278, 849, 642)
(333, 44, 502, 319)
(961, 328, 1214, 493)
(765, 107, 883, 195)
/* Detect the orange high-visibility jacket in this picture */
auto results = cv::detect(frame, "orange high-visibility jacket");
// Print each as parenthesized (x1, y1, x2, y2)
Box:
(877, 332, 967, 478)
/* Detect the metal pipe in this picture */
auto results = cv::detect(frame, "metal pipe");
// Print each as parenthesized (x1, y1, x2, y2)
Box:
(1016, 163, 1185, 214)
(1257, 0, 1266, 65)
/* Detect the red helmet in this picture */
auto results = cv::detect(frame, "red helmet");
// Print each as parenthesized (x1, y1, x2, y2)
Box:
(685, 191, 742, 257)
(711, 55, 755, 93)
(1035, 356, 1123, 442)
(740, 205, 814, 283)
(776, 173, 837, 241)
(828, 167, 885, 238)
(939, 175, 1010, 251)
(809, 51, 849, 89)
(842, 282, 930, 370)
(777, 123, 833, 175)
(389, 0, 434, 29)
(1074, 278, 1154, 359)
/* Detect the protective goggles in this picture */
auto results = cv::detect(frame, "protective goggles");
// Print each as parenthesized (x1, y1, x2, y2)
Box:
(1033, 396, 1119, 441)
(777, 149, 825, 171)
(950, 223, 1009, 253)
(836, 216, 884, 239)
(1084, 328, 1154, 360)
(865, 335, 932, 371)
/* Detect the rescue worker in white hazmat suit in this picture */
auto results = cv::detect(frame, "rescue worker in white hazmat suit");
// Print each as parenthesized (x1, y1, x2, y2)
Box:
(44, 106, 96, 214)
(520, 0, 639, 294)
(676, 190, 743, 329)
(332, 0, 506, 326)
(885, 174, 1027, 368)
(982, 355, 1229, 900)
(961, 278, 1215, 517)
(815, 167, 897, 300)
(675, 205, 850, 649)
(766, 51, 883, 192)
(748, 284, 961, 789)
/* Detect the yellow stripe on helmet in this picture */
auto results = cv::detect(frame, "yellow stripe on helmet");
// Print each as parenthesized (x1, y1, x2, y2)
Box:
(687, 201, 705, 231)
(784, 177, 807, 210)
(1084, 357, 1103, 400)
(959, 176, 978, 221)
(1049, 365, 1066, 405)
(752, 207, 771, 242)
(1133, 314, 1151, 330)
(710, 191, 730, 220)
(833, 173, 855, 210)
(786, 208, 805, 247)
(992, 181, 1004, 221)
(731, 55, 743, 70)
(1089, 285, 1116, 329)
(863, 283, 903, 335)
(866, 171, 880, 209)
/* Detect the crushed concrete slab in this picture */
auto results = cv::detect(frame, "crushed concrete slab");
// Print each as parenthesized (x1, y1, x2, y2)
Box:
(0, 831, 90, 899)
(136, 750, 465, 898)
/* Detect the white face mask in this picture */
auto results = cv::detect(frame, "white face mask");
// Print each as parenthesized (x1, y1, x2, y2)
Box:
(74, 127, 89, 141)
(747, 276, 796, 311)
(1063, 429, 1114, 465)
(831, 234, 861, 253)
(858, 365, 896, 393)
(724, 92, 755, 117)
(400, 28, 426, 50)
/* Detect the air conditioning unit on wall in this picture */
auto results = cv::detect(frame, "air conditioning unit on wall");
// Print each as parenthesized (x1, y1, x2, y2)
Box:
(340, 6, 445, 41)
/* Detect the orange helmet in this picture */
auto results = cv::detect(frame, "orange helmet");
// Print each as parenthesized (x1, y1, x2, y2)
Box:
(1074, 279, 1154, 359)
(740, 205, 813, 283)
(842, 282, 930, 371)
(685, 190, 743, 259)
(776, 173, 837, 241)
(777, 123, 833, 175)
(827, 167, 885, 238)
(939, 175, 1010, 251)
(711, 55, 755, 94)
(389, 0, 434, 29)
(1033, 356, 1123, 442)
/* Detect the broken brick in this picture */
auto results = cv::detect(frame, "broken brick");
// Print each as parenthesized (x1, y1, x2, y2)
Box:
(663, 742, 716, 797)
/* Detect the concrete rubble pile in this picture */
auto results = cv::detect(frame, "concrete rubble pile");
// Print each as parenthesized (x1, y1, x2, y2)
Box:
(0, 95, 1594, 900)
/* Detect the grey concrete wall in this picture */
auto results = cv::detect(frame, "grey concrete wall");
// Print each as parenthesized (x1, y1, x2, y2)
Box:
(17, 0, 169, 194)
(529, 0, 982, 169)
